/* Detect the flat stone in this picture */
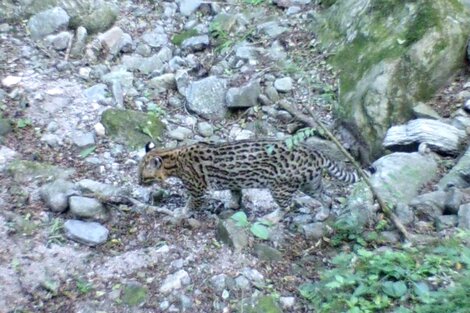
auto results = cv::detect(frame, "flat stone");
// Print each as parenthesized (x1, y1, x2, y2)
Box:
(186, 76, 227, 119)
(302, 222, 324, 240)
(274, 77, 293, 92)
(64, 219, 109, 246)
(159, 269, 190, 293)
(254, 243, 282, 261)
(69, 196, 105, 219)
(84, 83, 108, 102)
(168, 126, 193, 141)
(76, 179, 119, 198)
(257, 21, 288, 39)
(181, 35, 209, 52)
(226, 79, 261, 108)
(98, 26, 125, 55)
(142, 27, 168, 48)
(383, 119, 466, 155)
(179, 0, 203, 16)
(1, 76, 22, 88)
(73, 132, 95, 148)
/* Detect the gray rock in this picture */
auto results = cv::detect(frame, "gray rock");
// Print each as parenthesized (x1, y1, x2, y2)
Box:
(186, 76, 228, 119)
(458, 203, 470, 229)
(394, 203, 415, 225)
(380, 231, 401, 243)
(119, 33, 133, 53)
(371, 152, 438, 206)
(159, 269, 190, 293)
(444, 187, 463, 215)
(111, 80, 123, 108)
(0, 118, 12, 136)
(76, 179, 119, 198)
(27, 7, 69, 40)
(302, 222, 324, 240)
(122, 54, 164, 74)
(286, 6, 302, 15)
(135, 43, 152, 57)
(197, 122, 214, 137)
(383, 119, 466, 155)
(211, 273, 228, 292)
(175, 69, 190, 96)
(40, 133, 62, 147)
(64, 219, 109, 246)
(69, 196, 105, 219)
(101, 70, 134, 93)
(438, 146, 470, 189)
(226, 80, 261, 108)
(274, 77, 293, 92)
(413, 102, 440, 119)
(216, 219, 249, 251)
(168, 126, 193, 141)
(70, 26, 87, 57)
(257, 21, 288, 39)
(142, 27, 169, 48)
(149, 73, 176, 92)
(179, 0, 203, 16)
(264, 85, 279, 102)
(84, 83, 108, 102)
(235, 275, 250, 290)
(73, 132, 95, 148)
(181, 35, 209, 51)
(45, 31, 72, 51)
(40, 179, 77, 212)
(410, 190, 447, 218)
(435, 215, 458, 231)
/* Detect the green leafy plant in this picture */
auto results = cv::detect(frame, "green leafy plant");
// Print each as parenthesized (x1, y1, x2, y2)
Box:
(76, 278, 93, 294)
(299, 236, 470, 313)
(285, 127, 323, 150)
(16, 118, 32, 128)
(79, 145, 96, 158)
(46, 218, 65, 247)
(244, 0, 266, 5)
(171, 29, 199, 46)
(230, 211, 272, 240)
(147, 102, 166, 119)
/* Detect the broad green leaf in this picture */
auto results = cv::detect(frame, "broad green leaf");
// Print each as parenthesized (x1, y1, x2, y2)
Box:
(382, 281, 407, 298)
(250, 222, 269, 240)
(230, 211, 249, 227)
(79, 146, 96, 158)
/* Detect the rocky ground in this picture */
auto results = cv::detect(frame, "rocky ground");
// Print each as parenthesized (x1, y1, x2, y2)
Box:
(1, 0, 470, 312)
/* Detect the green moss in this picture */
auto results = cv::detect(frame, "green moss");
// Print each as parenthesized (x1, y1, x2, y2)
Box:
(101, 109, 165, 149)
(404, 3, 440, 46)
(171, 29, 198, 46)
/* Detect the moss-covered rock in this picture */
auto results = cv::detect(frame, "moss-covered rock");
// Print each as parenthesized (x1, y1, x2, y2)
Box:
(7, 160, 75, 183)
(245, 295, 283, 313)
(121, 282, 148, 306)
(100, 109, 165, 149)
(314, 0, 470, 158)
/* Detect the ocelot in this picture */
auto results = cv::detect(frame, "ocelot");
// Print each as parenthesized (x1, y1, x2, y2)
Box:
(138, 139, 360, 211)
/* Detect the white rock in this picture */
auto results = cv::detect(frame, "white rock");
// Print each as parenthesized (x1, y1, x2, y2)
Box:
(1, 76, 21, 88)
(94, 123, 106, 137)
(383, 119, 466, 155)
(159, 269, 190, 293)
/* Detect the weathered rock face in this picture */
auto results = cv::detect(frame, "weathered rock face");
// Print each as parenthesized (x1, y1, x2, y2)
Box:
(314, 0, 470, 158)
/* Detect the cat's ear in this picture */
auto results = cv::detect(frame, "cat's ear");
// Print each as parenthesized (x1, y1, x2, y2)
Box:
(145, 141, 156, 153)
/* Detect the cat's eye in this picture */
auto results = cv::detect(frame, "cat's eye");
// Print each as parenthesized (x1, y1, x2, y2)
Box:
(154, 156, 163, 168)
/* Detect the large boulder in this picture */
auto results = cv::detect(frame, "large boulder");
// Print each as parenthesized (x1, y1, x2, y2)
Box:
(314, 0, 470, 159)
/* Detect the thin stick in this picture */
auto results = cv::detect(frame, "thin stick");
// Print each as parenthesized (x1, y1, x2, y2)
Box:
(278, 100, 412, 242)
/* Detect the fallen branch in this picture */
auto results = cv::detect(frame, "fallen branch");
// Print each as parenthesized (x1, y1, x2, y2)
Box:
(278, 100, 412, 242)
(82, 193, 175, 216)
